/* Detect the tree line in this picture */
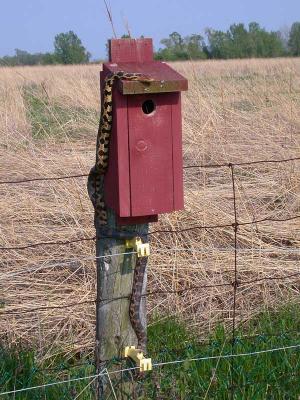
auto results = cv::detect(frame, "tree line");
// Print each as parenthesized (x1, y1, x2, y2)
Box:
(1, 22, 300, 66)
(0, 31, 90, 66)
(155, 22, 300, 60)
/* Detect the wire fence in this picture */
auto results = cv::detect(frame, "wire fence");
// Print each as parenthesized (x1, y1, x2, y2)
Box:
(0, 156, 299, 186)
(2, 269, 300, 316)
(0, 343, 299, 397)
(0, 155, 299, 398)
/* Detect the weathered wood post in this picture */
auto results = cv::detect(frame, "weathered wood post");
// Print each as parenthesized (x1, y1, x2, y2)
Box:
(88, 38, 187, 398)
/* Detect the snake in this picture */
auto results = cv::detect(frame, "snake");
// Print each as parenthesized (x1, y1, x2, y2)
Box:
(88, 71, 153, 352)
(129, 245, 148, 352)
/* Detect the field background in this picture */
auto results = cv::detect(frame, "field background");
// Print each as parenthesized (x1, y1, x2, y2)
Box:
(0, 58, 299, 369)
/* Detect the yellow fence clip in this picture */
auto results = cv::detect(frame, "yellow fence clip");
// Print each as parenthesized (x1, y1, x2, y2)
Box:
(124, 346, 152, 372)
(125, 237, 150, 258)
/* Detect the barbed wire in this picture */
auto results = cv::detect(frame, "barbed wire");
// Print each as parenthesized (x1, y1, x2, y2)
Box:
(0, 343, 299, 397)
(0, 236, 96, 251)
(0, 156, 299, 252)
(157, 246, 300, 254)
(149, 214, 300, 236)
(2, 268, 299, 316)
(1, 245, 298, 281)
(183, 156, 300, 169)
(0, 173, 88, 186)
(0, 251, 138, 280)
(1, 214, 299, 251)
(0, 156, 299, 186)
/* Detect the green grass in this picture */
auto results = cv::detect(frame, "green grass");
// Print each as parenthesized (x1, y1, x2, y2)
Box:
(0, 349, 95, 399)
(144, 304, 300, 399)
(1, 304, 300, 399)
(23, 84, 97, 139)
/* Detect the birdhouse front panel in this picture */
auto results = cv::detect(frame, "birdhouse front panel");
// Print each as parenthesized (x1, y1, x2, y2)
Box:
(127, 92, 182, 217)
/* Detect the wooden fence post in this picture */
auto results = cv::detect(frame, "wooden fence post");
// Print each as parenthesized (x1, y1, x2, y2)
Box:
(90, 179, 149, 399)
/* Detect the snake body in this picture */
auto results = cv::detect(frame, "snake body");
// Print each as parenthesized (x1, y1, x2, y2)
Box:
(88, 71, 152, 352)
(129, 251, 148, 352)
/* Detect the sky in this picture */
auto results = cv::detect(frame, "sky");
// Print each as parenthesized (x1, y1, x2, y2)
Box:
(0, 0, 299, 59)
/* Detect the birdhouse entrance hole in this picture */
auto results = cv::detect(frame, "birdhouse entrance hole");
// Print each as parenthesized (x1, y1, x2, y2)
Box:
(142, 99, 156, 115)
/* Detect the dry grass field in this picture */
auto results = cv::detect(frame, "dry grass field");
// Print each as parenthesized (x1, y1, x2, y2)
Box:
(0, 58, 299, 363)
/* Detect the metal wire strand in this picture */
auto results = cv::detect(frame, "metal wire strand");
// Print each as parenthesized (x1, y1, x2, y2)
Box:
(0, 343, 299, 397)
(0, 156, 298, 185)
(2, 268, 300, 315)
(1, 214, 299, 251)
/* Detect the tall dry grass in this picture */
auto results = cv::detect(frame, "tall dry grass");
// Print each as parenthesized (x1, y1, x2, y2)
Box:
(0, 59, 299, 362)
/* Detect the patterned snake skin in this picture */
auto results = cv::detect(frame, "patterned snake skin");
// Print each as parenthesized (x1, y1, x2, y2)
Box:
(88, 71, 152, 352)
(129, 249, 148, 352)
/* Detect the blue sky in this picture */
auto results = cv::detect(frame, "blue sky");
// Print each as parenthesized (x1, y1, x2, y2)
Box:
(0, 0, 299, 59)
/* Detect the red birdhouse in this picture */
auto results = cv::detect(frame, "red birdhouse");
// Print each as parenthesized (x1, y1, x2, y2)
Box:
(102, 38, 188, 225)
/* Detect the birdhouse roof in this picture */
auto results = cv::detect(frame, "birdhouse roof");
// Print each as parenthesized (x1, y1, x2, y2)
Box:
(103, 61, 188, 95)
